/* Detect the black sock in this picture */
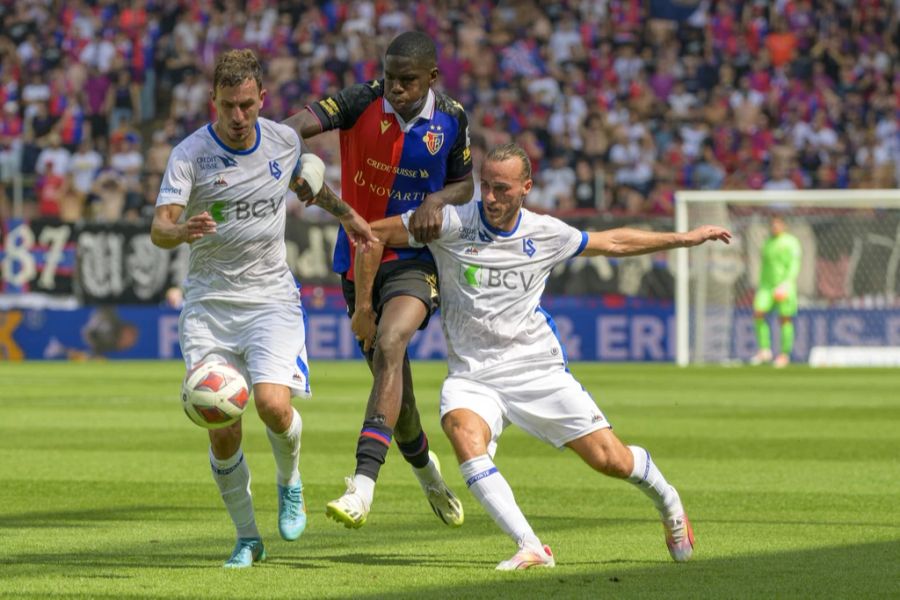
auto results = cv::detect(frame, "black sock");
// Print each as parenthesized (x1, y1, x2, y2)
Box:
(355, 419, 393, 481)
(396, 430, 430, 469)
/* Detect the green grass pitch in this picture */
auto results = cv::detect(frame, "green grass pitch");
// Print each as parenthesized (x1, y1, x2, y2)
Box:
(1, 361, 898, 599)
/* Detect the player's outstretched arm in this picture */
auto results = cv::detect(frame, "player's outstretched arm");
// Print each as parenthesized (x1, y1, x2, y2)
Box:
(351, 216, 413, 352)
(288, 160, 378, 251)
(150, 205, 216, 249)
(408, 174, 474, 244)
(315, 185, 379, 251)
(579, 225, 732, 257)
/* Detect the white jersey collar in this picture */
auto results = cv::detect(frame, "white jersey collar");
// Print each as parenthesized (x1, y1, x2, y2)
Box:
(383, 89, 435, 133)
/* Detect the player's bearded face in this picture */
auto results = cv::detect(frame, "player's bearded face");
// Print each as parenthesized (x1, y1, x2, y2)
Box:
(480, 158, 533, 232)
(383, 55, 437, 120)
(211, 78, 266, 149)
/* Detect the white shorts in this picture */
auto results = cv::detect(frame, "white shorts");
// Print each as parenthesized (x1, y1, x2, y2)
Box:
(440, 365, 610, 457)
(180, 299, 311, 399)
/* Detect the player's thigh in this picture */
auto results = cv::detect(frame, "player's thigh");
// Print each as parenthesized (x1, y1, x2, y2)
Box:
(179, 300, 249, 382)
(377, 260, 439, 331)
(379, 296, 428, 345)
(440, 375, 507, 459)
(777, 292, 798, 317)
(502, 366, 612, 449)
(241, 302, 311, 399)
(753, 288, 774, 313)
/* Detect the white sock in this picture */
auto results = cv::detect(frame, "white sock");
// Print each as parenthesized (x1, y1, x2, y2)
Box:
(627, 445, 683, 518)
(266, 408, 302, 486)
(412, 456, 442, 487)
(351, 474, 376, 507)
(209, 447, 260, 539)
(460, 455, 541, 549)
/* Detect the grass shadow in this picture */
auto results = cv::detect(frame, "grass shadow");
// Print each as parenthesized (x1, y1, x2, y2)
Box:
(350, 540, 900, 600)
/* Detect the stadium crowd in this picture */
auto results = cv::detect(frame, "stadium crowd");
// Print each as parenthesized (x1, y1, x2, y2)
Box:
(0, 0, 897, 224)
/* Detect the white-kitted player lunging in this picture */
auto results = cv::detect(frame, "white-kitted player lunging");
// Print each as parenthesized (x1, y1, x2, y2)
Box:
(151, 49, 374, 568)
(353, 142, 731, 569)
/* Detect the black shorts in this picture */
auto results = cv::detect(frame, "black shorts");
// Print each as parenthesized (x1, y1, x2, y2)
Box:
(341, 259, 439, 331)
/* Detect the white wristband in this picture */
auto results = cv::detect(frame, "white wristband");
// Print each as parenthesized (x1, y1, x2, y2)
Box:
(298, 153, 325, 196)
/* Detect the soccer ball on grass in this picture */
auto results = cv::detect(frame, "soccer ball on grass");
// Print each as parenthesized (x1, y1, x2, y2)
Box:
(181, 361, 250, 429)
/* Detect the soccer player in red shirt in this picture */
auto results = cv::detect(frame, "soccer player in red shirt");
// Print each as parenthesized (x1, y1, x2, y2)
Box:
(285, 31, 473, 529)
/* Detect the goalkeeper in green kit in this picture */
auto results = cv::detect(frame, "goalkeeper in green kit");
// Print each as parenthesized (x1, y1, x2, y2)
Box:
(750, 215, 802, 368)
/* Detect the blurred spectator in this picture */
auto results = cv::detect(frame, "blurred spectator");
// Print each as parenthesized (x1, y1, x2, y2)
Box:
(84, 67, 112, 146)
(88, 167, 127, 222)
(145, 129, 173, 176)
(36, 167, 66, 219)
(69, 139, 103, 198)
(56, 174, 85, 223)
(693, 140, 726, 190)
(107, 69, 142, 134)
(541, 152, 577, 211)
(0, 101, 23, 182)
(79, 29, 118, 74)
(572, 158, 602, 211)
(35, 133, 70, 178)
(0, 0, 896, 224)
(21, 72, 50, 117)
(170, 69, 207, 132)
(764, 164, 799, 191)
(109, 133, 142, 184)
(132, 172, 162, 222)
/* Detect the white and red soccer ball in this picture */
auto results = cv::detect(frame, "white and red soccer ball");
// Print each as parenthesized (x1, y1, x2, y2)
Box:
(181, 361, 250, 429)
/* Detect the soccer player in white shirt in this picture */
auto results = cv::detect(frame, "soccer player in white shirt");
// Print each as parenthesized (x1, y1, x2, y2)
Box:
(151, 50, 374, 568)
(352, 143, 731, 570)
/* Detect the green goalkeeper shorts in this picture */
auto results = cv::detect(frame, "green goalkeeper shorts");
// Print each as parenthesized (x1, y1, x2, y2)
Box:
(753, 286, 797, 317)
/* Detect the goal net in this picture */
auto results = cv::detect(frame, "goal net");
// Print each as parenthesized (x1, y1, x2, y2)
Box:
(674, 190, 900, 366)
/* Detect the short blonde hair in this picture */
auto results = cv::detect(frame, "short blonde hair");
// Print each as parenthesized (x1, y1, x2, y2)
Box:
(213, 49, 263, 91)
(484, 143, 532, 181)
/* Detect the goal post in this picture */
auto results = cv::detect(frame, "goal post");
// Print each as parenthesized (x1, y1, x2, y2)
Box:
(674, 189, 900, 366)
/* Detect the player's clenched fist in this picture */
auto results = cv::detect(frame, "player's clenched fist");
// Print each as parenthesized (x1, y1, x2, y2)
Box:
(408, 195, 445, 244)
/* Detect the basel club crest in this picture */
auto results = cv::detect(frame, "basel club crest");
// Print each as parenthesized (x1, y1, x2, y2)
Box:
(423, 125, 444, 155)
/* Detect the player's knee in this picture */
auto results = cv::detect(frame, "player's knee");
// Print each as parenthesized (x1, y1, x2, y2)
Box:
(253, 393, 292, 430)
(373, 328, 410, 362)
